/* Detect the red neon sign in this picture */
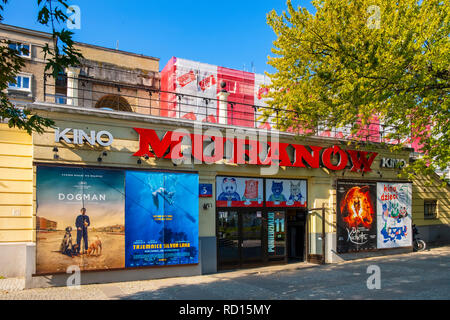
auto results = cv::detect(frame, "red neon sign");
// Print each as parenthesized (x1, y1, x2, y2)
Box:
(132, 128, 378, 172)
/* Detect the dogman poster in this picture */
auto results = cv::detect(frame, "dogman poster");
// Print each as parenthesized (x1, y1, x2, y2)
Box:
(377, 182, 413, 248)
(36, 166, 125, 274)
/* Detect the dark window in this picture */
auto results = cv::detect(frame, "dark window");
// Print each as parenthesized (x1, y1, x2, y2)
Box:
(424, 200, 437, 219)
(9, 42, 30, 57)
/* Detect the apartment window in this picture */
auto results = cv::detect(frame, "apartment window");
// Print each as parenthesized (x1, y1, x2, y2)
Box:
(8, 74, 32, 92)
(9, 42, 31, 58)
(424, 200, 437, 219)
(55, 94, 67, 104)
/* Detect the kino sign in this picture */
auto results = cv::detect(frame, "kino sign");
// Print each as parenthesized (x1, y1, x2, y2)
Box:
(380, 158, 407, 169)
(132, 128, 378, 172)
(55, 127, 114, 146)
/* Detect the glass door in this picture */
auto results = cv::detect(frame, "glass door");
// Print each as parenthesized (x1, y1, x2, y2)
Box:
(287, 209, 305, 261)
(217, 211, 239, 267)
(241, 210, 263, 264)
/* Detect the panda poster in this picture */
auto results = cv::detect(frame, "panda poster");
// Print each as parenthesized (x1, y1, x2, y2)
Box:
(377, 182, 412, 249)
(125, 171, 199, 267)
(216, 176, 264, 207)
(35, 166, 125, 274)
(265, 179, 307, 207)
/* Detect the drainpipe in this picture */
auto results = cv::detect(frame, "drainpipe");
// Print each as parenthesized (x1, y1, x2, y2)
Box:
(66, 66, 81, 106)
(217, 81, 230, 125)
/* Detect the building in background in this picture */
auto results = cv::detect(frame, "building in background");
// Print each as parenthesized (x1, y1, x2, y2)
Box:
(35, 217, 57, 231)
(0, 23, 160, 114)
(160, 57, 271, 129)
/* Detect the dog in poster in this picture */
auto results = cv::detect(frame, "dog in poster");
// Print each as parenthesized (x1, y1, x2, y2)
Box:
(86, 236, 102, 256)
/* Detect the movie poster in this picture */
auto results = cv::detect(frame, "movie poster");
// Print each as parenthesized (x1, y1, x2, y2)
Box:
(336, 180, 377, 253)
(216, 176, 263, 207)
(377, 182, 412, 248)
(36, 166, 125, 274)
(125, 171, 199, 267)
(265, 179, 307, 207)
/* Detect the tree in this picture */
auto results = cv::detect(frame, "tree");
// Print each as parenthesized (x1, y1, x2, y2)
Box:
(264, 0, 449, 181)
(0, 0, 82, 134)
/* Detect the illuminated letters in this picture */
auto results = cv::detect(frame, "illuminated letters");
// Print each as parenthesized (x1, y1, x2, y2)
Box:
(132, 128, 378, 172)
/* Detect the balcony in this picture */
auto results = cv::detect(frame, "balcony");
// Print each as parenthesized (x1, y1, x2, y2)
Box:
(42, 67, 406, 146)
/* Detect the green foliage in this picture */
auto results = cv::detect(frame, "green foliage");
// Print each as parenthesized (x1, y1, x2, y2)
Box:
(0, 0, 83, 134)
(264, 0, 449, 180)
(37, 0, 82, 79)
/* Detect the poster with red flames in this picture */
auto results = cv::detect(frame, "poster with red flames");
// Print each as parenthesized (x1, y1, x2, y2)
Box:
(336, 180, 377, 253)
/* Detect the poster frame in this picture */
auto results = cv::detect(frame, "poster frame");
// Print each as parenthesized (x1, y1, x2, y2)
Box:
(33, 162, 199, 276)
(265, 178, 308, 208)
(215, 175, 308, 208)
(335, 179, 413, 254)
(376, 181, 414, 249)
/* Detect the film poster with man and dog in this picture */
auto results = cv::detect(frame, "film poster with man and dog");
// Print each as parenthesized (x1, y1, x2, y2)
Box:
(36, 166, 126, 274)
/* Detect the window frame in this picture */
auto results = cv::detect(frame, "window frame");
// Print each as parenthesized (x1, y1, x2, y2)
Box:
(424, 200, 438, 220)
(8, 73, 33, 93)
(8, 42, 32, 58)
(54, 94, 67, 104)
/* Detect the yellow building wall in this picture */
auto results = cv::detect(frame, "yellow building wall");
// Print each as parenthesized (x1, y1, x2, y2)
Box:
(75, 44, 159, 72)
(0, 124, 34, 242)
(412, 174, 450, 226)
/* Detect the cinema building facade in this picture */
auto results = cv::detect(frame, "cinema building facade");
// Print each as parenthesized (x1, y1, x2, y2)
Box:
(0, 100, 448, 288)
(1, 24, 449, 288)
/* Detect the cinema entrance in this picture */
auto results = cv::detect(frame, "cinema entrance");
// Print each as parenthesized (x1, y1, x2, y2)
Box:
(216, 208, 312, 270)
(216, 209, 264, 269)
(215, 175, 313, 270)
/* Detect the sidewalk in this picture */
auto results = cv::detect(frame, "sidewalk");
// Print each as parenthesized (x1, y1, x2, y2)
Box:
(0, 278, 25, 292)
(1, 245, 449, 300)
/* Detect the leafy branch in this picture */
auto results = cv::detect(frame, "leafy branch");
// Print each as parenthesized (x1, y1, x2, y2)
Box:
(0, 0, 83, 134)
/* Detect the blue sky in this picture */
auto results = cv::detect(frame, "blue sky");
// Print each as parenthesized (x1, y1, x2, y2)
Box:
(2, 0, 314, 73)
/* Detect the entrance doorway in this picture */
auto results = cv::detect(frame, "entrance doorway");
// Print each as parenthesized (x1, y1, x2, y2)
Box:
(216, 208, 308, 269)
(217, 209, 264, 269)
(287, 209, 306, 261)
